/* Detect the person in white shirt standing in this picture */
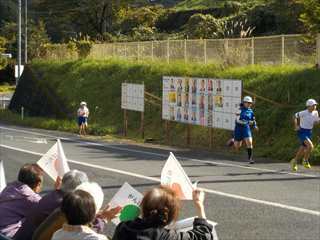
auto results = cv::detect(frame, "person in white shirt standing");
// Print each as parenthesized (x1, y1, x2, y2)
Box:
(77, 101, 90, 136)
(290, 99, 320, 171)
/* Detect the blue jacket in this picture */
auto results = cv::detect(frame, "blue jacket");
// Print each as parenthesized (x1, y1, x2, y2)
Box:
(236, 107, 257, 128)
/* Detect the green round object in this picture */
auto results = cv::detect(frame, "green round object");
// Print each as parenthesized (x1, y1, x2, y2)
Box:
(119, 204, 140, 222)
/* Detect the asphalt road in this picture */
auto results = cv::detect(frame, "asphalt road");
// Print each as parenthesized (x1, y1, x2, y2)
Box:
(0, 124, 319, 240)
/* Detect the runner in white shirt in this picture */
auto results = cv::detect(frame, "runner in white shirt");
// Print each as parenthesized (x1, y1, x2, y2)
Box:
(290, 99, 320, 171)
(77, 101, 90, 136)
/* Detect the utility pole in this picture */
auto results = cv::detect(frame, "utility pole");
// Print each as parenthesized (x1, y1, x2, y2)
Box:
(17, 0, 22, 85)
(24, 0, 27, 64)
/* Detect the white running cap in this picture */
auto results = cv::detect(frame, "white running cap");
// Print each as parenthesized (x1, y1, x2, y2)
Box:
(306, 99, 317, 107)
(80, 101, 87, 106)
(243, 96, 253, 103)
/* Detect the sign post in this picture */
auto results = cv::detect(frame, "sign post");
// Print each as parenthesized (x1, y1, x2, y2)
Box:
(165, 120, 170, 144)
(186, 124, 191, 146)
(123, 109, 128, 137)
(140, 111, 144, 139)
(209, 127, 213, 148)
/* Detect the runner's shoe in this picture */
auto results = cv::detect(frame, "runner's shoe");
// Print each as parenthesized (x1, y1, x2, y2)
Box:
(227, 138, 235, 147)
(290, 158, 298, 171)
(249, 159, 255, 164)
(302, 159, 311, 169)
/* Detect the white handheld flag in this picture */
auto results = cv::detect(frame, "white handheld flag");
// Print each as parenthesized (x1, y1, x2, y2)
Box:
(161, 152, 193, 200)
(167, 217, 219, 240)
(37, 139, 70, 181)
(0, 160, 6, 192)
(108, 182, 143, 225)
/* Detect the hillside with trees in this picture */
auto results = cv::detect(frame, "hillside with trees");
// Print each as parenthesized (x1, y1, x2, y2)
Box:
(0, 0, 319, 61)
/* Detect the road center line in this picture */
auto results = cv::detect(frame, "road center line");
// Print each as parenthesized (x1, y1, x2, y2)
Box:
(1, 143, 319, 217)
(0, 125, 318, 178)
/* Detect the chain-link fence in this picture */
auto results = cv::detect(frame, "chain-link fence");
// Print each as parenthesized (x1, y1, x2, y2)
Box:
(44, 34, 319, 66)
(41, 44, 78, 61)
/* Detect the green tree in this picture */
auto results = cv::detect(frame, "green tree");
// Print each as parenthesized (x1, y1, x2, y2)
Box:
(0, 1, 17, 27)
(0, 22, 17, 57)
(31, 0, 141, 41)
(28, 20, 50, 59)
(131, 26, 157, 41)
(0, 20, 50, 60)
(118, 6, 165, 34)
(0, 36, 8, 69)
(0, 37, 6, 53)
(296, 0, 320, 36)
(186, 14, 223, 39)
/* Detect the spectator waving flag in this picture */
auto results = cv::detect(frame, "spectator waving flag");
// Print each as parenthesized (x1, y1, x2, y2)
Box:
(37, 139, 70, 181)
(0, 160, 6, 192)
(108, 182, 143, 225)
(161, 152, 193, 200)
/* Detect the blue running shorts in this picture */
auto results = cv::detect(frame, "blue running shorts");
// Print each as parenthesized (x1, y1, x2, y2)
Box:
(234, 124, 252, 141)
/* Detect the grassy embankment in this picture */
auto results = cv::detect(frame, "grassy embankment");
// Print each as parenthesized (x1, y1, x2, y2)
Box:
(2, 58, 320, 162)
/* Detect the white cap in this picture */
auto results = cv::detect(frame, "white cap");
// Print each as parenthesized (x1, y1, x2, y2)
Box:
(80, 101, 87, 106)
(76, 182, 104, 213)
(306, 99, 317, 107)
(243, 96, 253, 103)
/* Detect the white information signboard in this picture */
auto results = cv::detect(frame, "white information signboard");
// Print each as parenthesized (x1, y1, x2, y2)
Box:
(121, 83, 144, 112)
(162, 76, 242, 130)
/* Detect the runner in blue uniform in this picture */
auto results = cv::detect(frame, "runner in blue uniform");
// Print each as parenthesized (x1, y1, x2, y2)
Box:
(290, 99, 319, 171)
(232, 96, 259, 164)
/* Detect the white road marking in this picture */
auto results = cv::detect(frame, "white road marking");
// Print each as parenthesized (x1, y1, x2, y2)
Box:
(1, 143, 319, 217)
(23, 137, 48, 144)
(3, 134, 48, 144)
(0, 125, 318, 178)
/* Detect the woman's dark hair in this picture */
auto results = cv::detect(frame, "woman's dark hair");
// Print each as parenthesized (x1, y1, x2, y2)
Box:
(61, 190, 96, 225)
(141, 185, 180, 227)
(18, 163, 43, 189)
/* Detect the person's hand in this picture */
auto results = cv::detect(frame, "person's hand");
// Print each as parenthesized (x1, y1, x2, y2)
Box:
(193, 189, 205, 209)
(54, 176, 62, 190)
(254, 126, 259, 132)
(97, 204, 122, 222)
(294, 125, 300, 131)
(193, 189, 206, 219)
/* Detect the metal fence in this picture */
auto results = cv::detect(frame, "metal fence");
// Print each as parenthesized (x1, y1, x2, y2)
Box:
(44, 34, 318, 66)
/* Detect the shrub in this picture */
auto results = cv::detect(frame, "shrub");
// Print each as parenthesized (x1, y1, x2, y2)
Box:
(185, 14, 223, 39)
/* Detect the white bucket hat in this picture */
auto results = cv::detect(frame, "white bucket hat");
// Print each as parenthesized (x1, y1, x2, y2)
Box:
(243, 96, 253, 103)
(80, 101, 87, 106)
(76, 182, 104, 213)
(306, 99, 317, 107)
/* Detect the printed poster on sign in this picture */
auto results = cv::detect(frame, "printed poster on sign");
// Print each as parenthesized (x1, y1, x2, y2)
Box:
(161, 152, 193, 200)
(108, 182, 143, 225)
(121, 83, 144, 112)
(162, 76, 242, 130)
(37, 139, 70, 181)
